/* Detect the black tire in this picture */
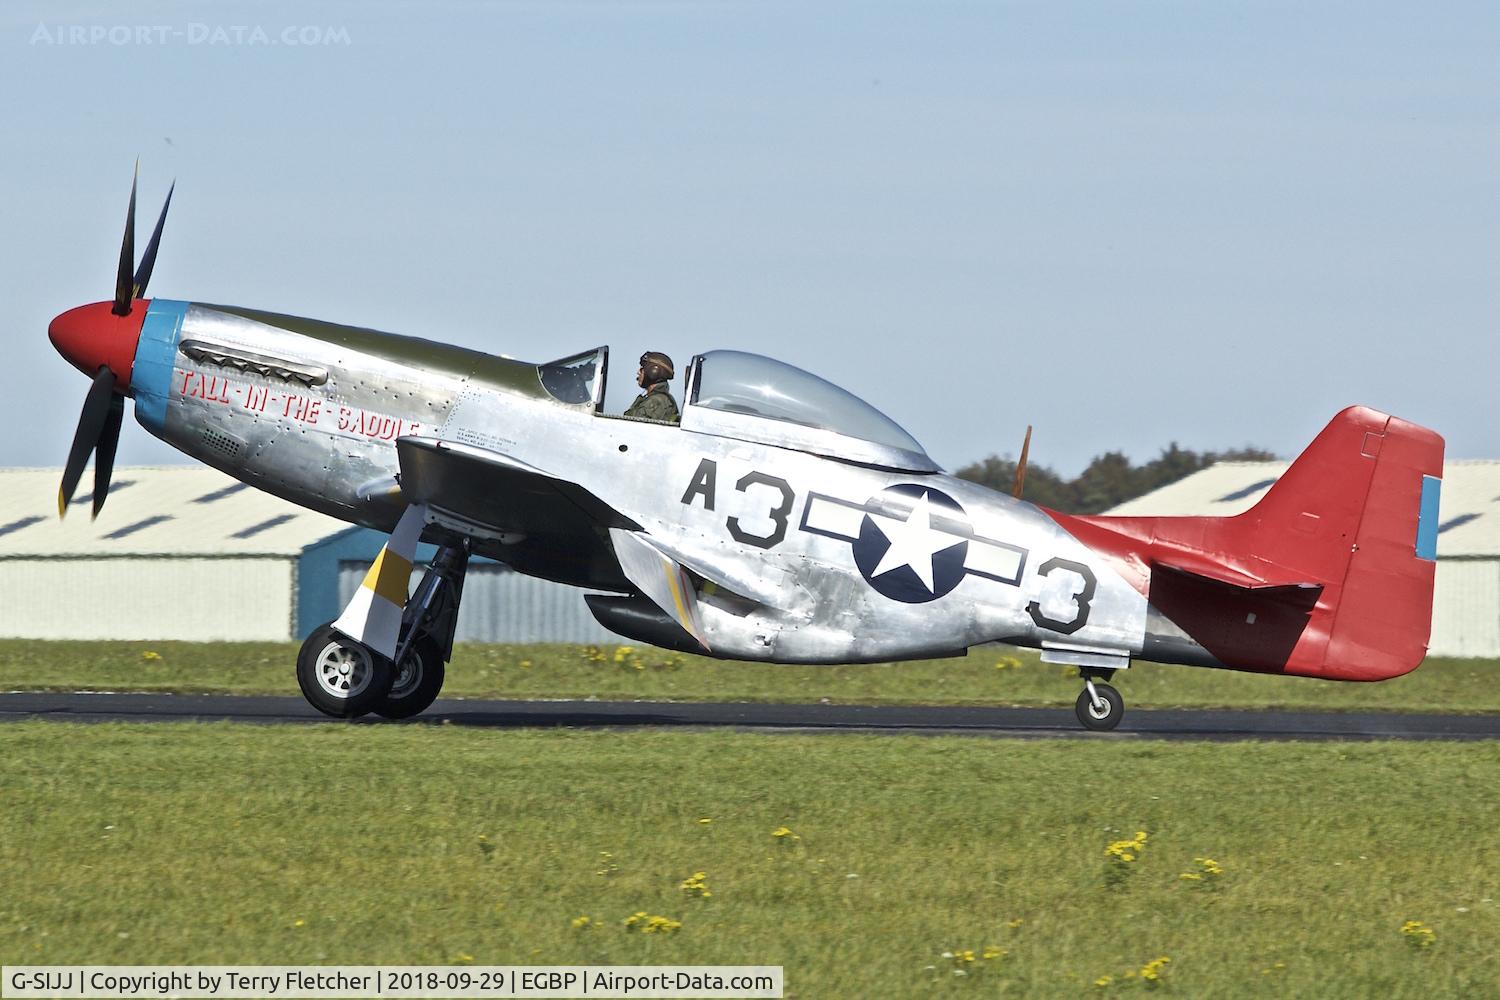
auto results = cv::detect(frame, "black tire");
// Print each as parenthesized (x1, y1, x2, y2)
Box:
(296, 624, 394, 719)
(1075, 683, 1124, 731)
(373, 632, 445, 720)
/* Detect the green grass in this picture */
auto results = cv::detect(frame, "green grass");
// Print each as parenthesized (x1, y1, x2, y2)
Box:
(1, 639, 1498, 714)
(1, 724, 1497, 997)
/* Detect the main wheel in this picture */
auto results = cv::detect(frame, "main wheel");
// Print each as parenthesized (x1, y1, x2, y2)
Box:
(1075, 682, 1124, 731)
(373, 632, 445, 720)
(297, 624, 394, 719)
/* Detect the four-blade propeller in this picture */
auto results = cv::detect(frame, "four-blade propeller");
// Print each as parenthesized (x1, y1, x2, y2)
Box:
(59, 164, 173, 518)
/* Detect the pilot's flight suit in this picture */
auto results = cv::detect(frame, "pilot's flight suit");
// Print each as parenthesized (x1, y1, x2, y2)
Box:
(624, 383, 680, 423)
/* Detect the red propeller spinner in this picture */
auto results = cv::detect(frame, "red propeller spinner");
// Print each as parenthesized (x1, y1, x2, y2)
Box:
(49, 300, 148, 389)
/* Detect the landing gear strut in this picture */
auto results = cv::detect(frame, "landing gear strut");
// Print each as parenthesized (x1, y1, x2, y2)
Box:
(1074, 668, 1124, 731)
(376, 540, 469, 719)
(298, 538, 471, 720)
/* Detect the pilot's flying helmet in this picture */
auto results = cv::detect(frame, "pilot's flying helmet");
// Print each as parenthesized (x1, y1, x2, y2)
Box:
(639, 351, 674, 385)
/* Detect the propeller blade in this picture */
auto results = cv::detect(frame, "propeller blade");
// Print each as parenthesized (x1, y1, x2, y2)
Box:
(1011, 424, 1032, 500)
(58, 367, 117, 517)
(91, 394, 125, 519)
(112, 163, 138, 316)
(131, 180, 174, 299)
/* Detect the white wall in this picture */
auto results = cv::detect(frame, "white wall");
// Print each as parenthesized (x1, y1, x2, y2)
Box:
(1430, 559, 1500, 658)
(0, 558, 296, 641)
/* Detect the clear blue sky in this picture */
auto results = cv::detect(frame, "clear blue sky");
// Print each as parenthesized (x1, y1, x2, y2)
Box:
(3, 1, 1495, 476)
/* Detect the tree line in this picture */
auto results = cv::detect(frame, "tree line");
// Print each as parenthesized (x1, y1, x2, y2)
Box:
(955, 443, 1276, 514)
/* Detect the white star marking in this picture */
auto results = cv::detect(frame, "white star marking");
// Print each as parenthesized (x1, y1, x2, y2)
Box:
(869, 491, 964, 592)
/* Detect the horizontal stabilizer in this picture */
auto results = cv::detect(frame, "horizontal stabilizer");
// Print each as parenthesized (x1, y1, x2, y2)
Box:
(1150, 552, 1319, 592)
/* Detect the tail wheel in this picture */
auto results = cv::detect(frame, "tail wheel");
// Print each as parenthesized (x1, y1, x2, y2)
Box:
(1075, 682, 1124, 731)
(373, 632, 446, 720)
(296, 624, 394, 719)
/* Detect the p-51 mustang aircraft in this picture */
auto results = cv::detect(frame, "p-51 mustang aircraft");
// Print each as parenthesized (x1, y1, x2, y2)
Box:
(48, 172, 1445, 729)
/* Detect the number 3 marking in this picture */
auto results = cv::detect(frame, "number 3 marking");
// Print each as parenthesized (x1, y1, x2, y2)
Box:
(727, 472, 794, 549)
(1026, 557, 1096, 635)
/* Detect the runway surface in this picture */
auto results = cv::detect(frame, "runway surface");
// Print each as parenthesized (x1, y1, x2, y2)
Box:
(2, 692, 1498, 740)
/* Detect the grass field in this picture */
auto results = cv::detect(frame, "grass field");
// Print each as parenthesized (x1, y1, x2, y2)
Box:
(1, 723, 1497, 997)
(1, 639, 1497, 714)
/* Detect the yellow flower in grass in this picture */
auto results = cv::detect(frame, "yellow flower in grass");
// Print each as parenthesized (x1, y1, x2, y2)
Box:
(624, 911, 681, 934)
(571, 916, 594, 930)
(1401, 920, 1436, 949)
(141, 650, 162, 661)
(1180, 857, 1225, 886)
(1105, 835, 1148, 863)
(679, 870, 712, 899)
(941, 946, 1003, 973)
(1140, 956, 1170, 982)
(771, 826, 800, 841)
(1104, 830, 1149, 886)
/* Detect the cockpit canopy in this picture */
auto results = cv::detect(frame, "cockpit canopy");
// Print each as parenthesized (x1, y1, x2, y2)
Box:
(536, 346, 938, 472)
(683, 351, 938, 472)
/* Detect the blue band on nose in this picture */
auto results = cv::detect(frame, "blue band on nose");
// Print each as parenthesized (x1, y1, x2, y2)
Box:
(132, 299, 188, 434)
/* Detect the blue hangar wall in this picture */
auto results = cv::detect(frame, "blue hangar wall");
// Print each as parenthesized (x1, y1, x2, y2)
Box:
(294, 528, 618, 644)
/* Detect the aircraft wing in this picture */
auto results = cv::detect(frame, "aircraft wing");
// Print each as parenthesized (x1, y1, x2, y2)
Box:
(395, 437, 638, 589)
(396, 438, 802, 641)
(397, 437, 639, 535)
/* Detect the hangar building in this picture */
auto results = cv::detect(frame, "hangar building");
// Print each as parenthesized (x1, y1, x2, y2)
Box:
(1106, 460, 1500, 658)
(0, 467, 617, 643)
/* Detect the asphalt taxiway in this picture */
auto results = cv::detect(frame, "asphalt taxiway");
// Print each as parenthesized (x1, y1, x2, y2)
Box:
(2, 692, 1497, 741)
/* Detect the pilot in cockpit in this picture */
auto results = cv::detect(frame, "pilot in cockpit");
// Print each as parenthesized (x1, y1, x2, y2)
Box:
(623, 351, 680, 423)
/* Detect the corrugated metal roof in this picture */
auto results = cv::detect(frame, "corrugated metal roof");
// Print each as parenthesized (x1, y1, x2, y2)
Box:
(0, 467, 355, 557)
(1105, 459, 1500, 557)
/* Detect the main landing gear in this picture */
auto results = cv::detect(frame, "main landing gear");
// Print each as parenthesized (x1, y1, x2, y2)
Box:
(296, 540, 470, 720)
(1074, 668, 1124, 731)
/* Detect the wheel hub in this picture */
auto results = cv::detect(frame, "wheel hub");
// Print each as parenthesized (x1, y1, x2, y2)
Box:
(388, 649, 423, 700)
(314, 640, 374, 699)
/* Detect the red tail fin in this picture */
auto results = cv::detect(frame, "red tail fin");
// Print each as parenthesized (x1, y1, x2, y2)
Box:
(1053, 407, 1444, 679)
(1245, 406, 1444, 678)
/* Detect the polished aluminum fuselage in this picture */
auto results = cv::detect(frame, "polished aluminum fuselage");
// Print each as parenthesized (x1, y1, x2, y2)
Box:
(134, 300, 1154, 664)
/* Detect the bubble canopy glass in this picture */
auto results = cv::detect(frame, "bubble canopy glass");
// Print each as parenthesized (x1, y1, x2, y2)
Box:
(682, 350, 938, 473)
